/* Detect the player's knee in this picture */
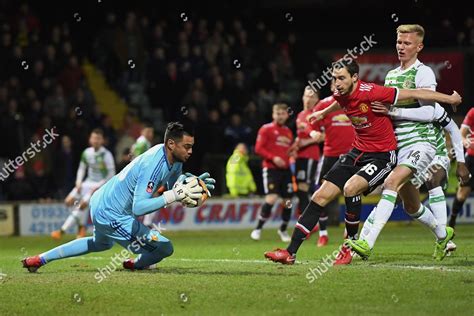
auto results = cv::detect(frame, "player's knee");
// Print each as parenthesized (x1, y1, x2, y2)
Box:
(382, 176, 399, 191)
(457, 189, 469, 201)
(88, 238, 114, 252)
(297, 182, 309, 192)
(265, 194, 278, 205)
(160, 242, 174, 258)
(343, 183, 360, 197)
(313, 189, 331, 206)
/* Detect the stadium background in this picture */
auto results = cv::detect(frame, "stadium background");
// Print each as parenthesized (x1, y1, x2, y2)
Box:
(1, 0, 474, 235)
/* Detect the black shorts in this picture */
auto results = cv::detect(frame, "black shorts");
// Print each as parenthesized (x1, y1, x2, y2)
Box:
(316, 155, 341, 185)
(461, 154, 474, 189)
(295, 158, 318, 184)
(262, 168, 293, 198)
(323, 148, 397, 194)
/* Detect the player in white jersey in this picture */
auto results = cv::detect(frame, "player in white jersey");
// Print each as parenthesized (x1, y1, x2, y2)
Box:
(348, 24, 468, 261)
(51, 129, 116, 239)
(131, 123, 154, 158)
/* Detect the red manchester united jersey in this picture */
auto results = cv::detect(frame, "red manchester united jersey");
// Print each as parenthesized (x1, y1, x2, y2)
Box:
(462, 108, 474, 156)
(333, 81, 398, 152)
(296, 109, 321, 160)
(255, 122, 293, 169)
(313, 96, 355, 157)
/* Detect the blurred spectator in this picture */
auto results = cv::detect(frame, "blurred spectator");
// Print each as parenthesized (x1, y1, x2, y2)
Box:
(116, 148, 132, 173)
(54, 135, 76, 198)
(243, 101, 262, 147)
(43, 84, 67, 122)
(155, 62, 187, 121)
(202, 109, 224, 154)
(224, 113, 252, 152)
(218, 99, 232, 124)
(57, 55, 83, 96)
(101, 115, 117, 152)
(5, 165, 35, 201)
(0, 2, 472, 201)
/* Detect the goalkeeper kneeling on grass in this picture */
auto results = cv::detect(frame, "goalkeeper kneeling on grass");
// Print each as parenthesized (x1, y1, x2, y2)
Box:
(22, 122, 215, 272)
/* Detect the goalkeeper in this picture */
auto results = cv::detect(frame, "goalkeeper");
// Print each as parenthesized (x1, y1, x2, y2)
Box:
(22, 122, 216, 272)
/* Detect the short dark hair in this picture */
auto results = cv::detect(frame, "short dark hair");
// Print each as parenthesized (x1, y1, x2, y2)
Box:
(332, 59, 359, 77)
(91, 128, 104, 136)
(142, 120, 153, 129)
(164, 121, 194, 143)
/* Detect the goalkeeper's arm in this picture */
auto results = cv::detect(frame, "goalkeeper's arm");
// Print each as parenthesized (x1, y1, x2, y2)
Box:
(132, 176, 202, 216)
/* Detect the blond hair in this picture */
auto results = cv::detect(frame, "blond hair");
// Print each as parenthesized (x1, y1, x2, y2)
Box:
(273, 103, 288, 111)
(396, 24, 425, 41)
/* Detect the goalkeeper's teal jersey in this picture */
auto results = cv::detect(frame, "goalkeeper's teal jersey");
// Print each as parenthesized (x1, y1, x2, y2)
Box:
(90, 144, 182, 222)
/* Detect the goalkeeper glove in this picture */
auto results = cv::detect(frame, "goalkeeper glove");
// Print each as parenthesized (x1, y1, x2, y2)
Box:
(184, 172, 216, 190)
(163, 175, 202, 204)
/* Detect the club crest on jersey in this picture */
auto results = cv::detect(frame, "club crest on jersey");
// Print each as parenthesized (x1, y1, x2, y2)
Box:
(403, 80, 414, 89)
(359, 103, 369, 113)
(146, 181, 154, 193)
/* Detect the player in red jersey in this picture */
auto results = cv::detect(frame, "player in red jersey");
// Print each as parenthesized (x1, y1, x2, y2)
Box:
(264, 60, 462, 264)
(251, 103, 294, 242)
(309, 81, 355, 247)
(449, 108, 474, 227)
(291, 86, 322, 232)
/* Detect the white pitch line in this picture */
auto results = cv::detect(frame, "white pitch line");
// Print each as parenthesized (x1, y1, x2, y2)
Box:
(369, 264, 474, 273)
(64, 256, 473, 272)
(169, 258, 271, 264)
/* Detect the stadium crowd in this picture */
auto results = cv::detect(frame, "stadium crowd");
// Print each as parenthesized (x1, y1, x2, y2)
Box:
(0, 2, 473, 201)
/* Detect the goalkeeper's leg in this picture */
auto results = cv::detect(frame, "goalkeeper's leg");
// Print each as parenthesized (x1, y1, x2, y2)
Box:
(23, 227, 115, 272)
(116, 219, 174, 269)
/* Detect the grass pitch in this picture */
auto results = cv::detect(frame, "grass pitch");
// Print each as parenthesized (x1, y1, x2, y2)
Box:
(1, 224, 474, 315)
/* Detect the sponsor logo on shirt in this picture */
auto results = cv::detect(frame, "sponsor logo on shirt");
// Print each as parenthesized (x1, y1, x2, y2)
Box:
(276, 135, 292, 147)
(332, 114, 352, 126)
(350, 116, 372, 129)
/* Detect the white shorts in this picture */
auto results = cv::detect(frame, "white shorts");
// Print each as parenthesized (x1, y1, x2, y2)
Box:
(397, 142, 436, 177)
(67, 180, 100, 203)
(428, 154, 450, 173)
(410, 154, 450, 188)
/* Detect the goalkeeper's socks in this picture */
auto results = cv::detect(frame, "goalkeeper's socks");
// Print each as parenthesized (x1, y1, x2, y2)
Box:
(40, 237, 93, 263)
(256, 203, 273, 229)
(410, 204, 445, 240)
(344, 195, 361, 239)
(449, 197, 465, 228)
(287, 200, 322, 255)
(365, 190, 397, 248)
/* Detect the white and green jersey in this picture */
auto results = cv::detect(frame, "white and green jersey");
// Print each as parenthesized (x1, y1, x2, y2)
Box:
(131, 135, 151, 157)
(384, 59, 437, 151)
(433, 123, 448, 157)
(77, 146, 115, 184)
